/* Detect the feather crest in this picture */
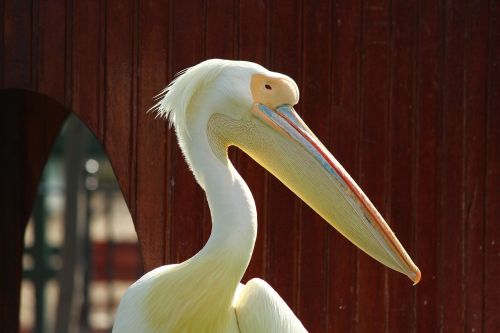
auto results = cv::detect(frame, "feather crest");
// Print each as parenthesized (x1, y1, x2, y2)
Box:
(149, 59, 228, 134)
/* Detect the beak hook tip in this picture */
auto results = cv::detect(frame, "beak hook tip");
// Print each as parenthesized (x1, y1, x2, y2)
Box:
(411, 267, 421, 285)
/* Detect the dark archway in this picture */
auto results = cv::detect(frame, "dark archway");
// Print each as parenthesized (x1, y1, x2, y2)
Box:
(0, 90, 69, 333)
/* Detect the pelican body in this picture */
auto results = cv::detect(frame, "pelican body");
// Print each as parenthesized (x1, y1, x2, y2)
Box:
(112, 59, 420, 332)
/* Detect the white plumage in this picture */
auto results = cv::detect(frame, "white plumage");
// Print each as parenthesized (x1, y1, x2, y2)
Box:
(112, 59, 420, 332)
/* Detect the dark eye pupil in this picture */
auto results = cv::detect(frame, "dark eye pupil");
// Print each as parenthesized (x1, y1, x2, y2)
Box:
(265, 84, 272, 90)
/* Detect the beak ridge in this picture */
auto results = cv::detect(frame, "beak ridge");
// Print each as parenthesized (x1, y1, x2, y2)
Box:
(250, 103, 420, 284)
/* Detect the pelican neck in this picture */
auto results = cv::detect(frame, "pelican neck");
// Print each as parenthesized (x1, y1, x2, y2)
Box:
(179, 124, 258, 277)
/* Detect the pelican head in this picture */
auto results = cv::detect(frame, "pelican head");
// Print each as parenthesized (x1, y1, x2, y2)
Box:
(154, 59, 420, 284)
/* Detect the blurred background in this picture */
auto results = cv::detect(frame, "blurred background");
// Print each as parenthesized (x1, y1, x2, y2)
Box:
(20, 115, 141, 333)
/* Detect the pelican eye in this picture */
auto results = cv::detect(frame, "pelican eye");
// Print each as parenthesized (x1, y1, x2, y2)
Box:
(265, 84, 272, 90)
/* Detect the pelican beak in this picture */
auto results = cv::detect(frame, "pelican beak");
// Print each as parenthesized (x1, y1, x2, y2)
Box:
(234, 103, 420, 284)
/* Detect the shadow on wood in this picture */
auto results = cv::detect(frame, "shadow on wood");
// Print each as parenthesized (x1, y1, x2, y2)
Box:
(0, 90, 69, 333)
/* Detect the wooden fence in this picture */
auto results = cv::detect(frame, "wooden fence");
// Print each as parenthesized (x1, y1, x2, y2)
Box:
(1, 0, 499, 332)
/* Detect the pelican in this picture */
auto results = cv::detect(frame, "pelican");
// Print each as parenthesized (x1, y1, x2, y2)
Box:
(112, 59, 420, 332)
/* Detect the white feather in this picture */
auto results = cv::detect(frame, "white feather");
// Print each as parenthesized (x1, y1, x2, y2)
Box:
(113, 59, 307, 333)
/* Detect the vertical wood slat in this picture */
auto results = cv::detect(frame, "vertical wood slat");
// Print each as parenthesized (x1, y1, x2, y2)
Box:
(328, 1, 361, 331)
(103, 0, 134, 205)
(71, 0, 103, 136)
(297, 1, 331, 331)
(204, 0, 236, 247)
(356, 1, 391, 332)
(0, 0, 4, 86)
(3, 0, 31, 88)
(130, 0, 139, 225)
(485, 1, 500, 331)
(1, 1, 499, 332)
(387, 0, 418, 332)
(266, 0, 302, 312)
(135, 0, 169, 271)
(238, 0, 269, 282)
(440, 0, 466, 330)
(169, 0, 205, 263)
(205, 0, 235, 59)
(415, 0, 441, 331)
(64, 0, 73, 107)
(464, 0, 489, 331)
(37, 0, 66, 103)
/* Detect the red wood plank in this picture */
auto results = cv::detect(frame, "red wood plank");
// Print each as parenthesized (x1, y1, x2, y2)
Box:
(3, 0, 31, 89)
(0, 2, 494, 330)
(356, 1, 391, 332)
(238, 0, 269, 283)
(169, 0, 206, 263)
(296, 1, 331, 331)
(92, 242, 141, 281)
(129, 1, 139, 218)
(204, 0, 236, 249)
(440, 0, 466, 330)
(387, 0, 418, 332)
(463, 1, 489, 332)
(0, 0, 4, 85)
(72, 0, 103, 136)
(238, 0, 268, 65)
(104, 0, 135, 205)
(266, 0, 302, 313)
(328, 1, 362, 331)
(415, 0, 441, 331)
(485, 1, 500, 331)
(206, 0, 235, 59)
(38, 0, 66, 103)
(135, 0, 170, 271)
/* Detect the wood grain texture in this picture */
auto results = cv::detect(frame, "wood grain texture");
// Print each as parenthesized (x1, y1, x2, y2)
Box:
(415, 0, 441, 331)
(37, 0, 66, 103)
(356, 1, 391, 332)
(485, 1, 500, 331)
(205, 0, 236, 248)
(266, 0, 302, 314)
(3, 0, 31, 88)
(135, 0, 170, 271)
(169, 0, 206, 264)
(328, 1, 361, 331)
(387, 0, 418, 332)
(1, 1, 498, 331)
(440, 1, 466, 330)
(297, 1, 331, 331)
(71, 0, 103, 136)
(104, 0, 135, 206)
(464, 1, 489, 331)
(0, 0, 4, 86)
(238, 0, 269, 283)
